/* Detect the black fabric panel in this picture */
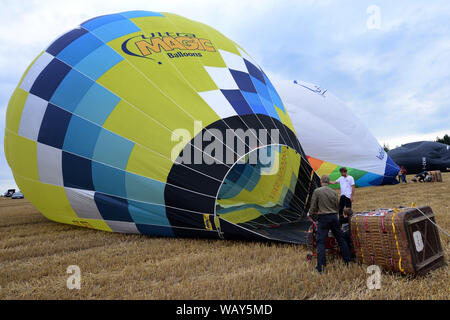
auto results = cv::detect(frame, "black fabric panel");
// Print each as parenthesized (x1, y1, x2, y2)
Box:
(219, 218, 269, 242)
(165, 187, 216, 214)
(167, 162, 225, 196)
(170, 227, 220, 239)
(162, 206, 210, 229)
(46, 28, 88, 56)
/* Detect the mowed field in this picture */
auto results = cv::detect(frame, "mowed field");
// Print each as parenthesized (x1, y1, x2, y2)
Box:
(0, 174, 449, 300)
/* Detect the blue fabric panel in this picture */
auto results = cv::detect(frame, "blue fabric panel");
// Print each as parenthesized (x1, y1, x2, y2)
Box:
(259, 96, 280, 121)
(382, 155, 401, 185)
(74, 83, 120, 125)
(63, 115, 101, 159)
(263, 73, 286, 113)
(217, 203, 282, 216)
(355, 172, 383, 187)
(217, 180, 234, 199)
(89, 19, 141, 43)
(238, 164, 258, 191)
(244, 59, 265, 84)
(46, 28, 88, 56)
(221, 89, 254, 115)
(81, 14, 126, 31)
(93, 129, 134, 170)
(120, 11, 165, 18)
(74, 45, 124, 80)
(50, 69, 94, 113)
(241, 91, 268, 116)
(62, 151, 94, 190)
(92, 162, 127, 198)
(251, 75, 271, 102)
(125, 173, 166, 205)
(30, 59, 71, 101)
(218, 179, 247, 199)
(136, 223, 175, 237)
(247, 165, 262, 192)
(385, 155, 400, 177)
(226, 163, 246, 183)
(94, 192, 133, 222)
(229, 70, 257, 93)
(128, 200, 170, 226)
(57, 33, 103, 67)
(38, 104, 72, 149)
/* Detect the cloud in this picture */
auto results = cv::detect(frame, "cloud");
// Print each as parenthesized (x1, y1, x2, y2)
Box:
(0, 0, 449, 188)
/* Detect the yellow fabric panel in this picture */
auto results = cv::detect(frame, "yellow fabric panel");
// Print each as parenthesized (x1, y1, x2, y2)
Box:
(70, 219, 113, 232)
(4, 131, 39, 181)
(267, 147, 300, 204)
(218, 207, 262, 224)
(160, 13, 229, 68)
(315, 160, 339, 177)
(127, 15, 222, 92)
(126, 144, 172, 182)
(13, 175, 112, 232)
(103, 34, 220, 126)
(102, 100, 184, 173)
(275, 105, 296, 135)
(5, 87, 28, 134)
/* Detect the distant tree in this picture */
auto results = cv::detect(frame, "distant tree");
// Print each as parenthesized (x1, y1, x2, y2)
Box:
(383, 143, 390, 153)
(436, 134, 450, 145)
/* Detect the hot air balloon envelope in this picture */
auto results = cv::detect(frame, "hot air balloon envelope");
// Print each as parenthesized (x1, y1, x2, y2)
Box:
(4, 11, 319, 244)
(274, 79, 400, 187)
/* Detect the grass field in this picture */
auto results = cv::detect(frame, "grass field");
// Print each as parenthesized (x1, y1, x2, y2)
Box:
(0, 174, 449, 300)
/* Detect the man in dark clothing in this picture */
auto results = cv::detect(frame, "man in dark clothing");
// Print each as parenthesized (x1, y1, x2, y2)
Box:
(413, 171, 429, 182)
(310, 175, 352, 273)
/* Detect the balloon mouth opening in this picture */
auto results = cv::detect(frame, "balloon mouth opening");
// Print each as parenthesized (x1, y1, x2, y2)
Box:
(213, 144, 317, 242)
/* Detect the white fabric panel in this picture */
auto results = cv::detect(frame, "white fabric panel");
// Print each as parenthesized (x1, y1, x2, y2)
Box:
(219, 49, 247, 72)
(237, 47, 259, 67)
(198, 90, 237, 119)
(275, 80, 387, 175)
(37, 143, 63, 186)
(65, 188, 103, 220)
(105, 221, 140, 234)
(19, 52, 54, 92)
(204, 66, 238, 90)
(18, 94, 48, 141)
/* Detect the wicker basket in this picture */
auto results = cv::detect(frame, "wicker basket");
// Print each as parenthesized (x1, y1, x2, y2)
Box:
(350, 206, 445, 275)
(429, 170, 443, 182)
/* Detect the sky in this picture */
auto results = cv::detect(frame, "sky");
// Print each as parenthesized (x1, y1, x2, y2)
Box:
(0, 0, 449, 191)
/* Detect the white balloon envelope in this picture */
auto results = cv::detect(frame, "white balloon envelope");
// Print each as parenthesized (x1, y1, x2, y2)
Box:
(274, 79, 399, 187)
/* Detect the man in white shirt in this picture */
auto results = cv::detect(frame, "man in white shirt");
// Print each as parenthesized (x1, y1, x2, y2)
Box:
(330, 167, 355, 224)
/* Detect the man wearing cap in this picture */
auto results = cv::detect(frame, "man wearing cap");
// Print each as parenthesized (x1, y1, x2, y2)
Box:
(310, 175, 352, 273)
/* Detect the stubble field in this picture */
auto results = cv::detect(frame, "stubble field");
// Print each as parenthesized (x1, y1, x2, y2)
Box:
(0, 173, 449, 299)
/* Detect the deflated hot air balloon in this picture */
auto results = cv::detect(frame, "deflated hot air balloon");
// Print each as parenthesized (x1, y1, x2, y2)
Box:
(274, 80, 399, 187)
(4, 11, 319, 244)
(389, 141, 450, 174)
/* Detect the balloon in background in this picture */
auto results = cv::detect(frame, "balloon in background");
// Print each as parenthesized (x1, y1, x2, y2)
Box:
(275, 79, 400, 187)
(389, 141, 450, 174)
